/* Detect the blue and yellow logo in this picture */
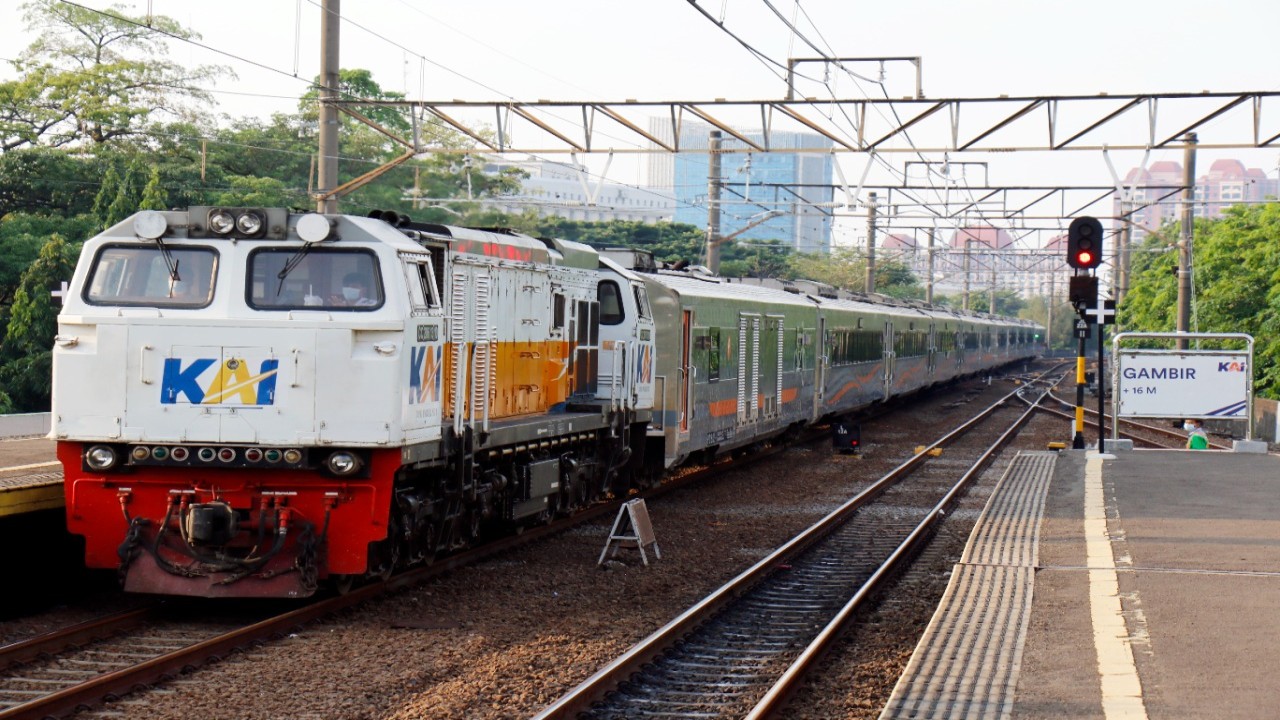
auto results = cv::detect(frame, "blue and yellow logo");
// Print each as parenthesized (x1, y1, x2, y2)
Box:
(161, 358, 279, 405)
(409, 345, 442, 404)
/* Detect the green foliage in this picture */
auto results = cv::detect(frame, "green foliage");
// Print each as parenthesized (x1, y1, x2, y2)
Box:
(138, 165, 168, 210)
(1122, 203, 1280, 397)
(0, 234, 79, 411)
(3, 2, 228, 149)
(0, 213, 96, 305)
(1019, 295, 1078, 352)
(786, 248, 923, 298)
(213, 176, 304, 209)
(0, 147, 102, 217)
(968, 289, 1026, 316)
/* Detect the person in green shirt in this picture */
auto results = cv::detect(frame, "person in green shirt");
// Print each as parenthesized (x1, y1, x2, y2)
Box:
(1184, 419, 1209, 450)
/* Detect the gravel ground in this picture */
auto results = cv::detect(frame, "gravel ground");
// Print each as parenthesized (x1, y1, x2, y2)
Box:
(33, 369, 1069, 720)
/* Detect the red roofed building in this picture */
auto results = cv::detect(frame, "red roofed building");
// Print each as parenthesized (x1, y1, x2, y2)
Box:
(1114, 158, 1279, 242)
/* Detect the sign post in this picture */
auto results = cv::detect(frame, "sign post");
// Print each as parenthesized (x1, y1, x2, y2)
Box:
(1083, 298, 1116, 449)
(1111, 332, 1254, 441)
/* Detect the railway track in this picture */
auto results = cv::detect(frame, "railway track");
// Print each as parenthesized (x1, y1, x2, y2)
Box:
(1039, 390, 1231, 449)
(532, 370, 1062, 719)
(0, 364, 1056, 719)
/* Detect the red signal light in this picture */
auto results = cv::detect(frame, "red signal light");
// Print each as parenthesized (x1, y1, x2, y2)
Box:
(1076, 251, 1093, 266)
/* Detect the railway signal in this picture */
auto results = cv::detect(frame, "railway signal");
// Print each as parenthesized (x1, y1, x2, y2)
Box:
(1067, 216, 1104, 269)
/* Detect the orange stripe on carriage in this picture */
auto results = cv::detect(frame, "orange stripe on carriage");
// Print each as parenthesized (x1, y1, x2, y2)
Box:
(706, 387, 799, 418)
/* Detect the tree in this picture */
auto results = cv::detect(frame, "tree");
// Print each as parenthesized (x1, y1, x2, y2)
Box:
(0, 234, 79, 411)
(138, 165, 168, 210)
(786, 249, 923, 298)
(0, 213, 95, 306)
(1122, 203, 1280, 397)
(2, 2, 228, 150)
(0, 147, 103, 218)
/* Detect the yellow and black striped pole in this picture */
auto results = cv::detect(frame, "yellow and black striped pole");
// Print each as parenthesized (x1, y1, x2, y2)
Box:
(1073, 335, 1087, 449)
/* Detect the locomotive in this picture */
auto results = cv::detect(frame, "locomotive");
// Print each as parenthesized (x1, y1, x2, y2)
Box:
(51, 206, 1041, 598)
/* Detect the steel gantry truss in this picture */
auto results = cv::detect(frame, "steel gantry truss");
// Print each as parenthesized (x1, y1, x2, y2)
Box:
(334, 90, 1280, 157)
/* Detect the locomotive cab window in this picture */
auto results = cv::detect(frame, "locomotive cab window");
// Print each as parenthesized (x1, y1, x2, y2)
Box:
(403, 258, 441, 313)
(248, 248, 383, 310)
(633, 284, 651, 319)
(85, 244, 218, 308)
(598, 280, 625, 325)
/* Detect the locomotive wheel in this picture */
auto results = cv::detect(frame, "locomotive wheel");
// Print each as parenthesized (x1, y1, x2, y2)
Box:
(333, 574, 357, 595)
(370, 514, 402, 582)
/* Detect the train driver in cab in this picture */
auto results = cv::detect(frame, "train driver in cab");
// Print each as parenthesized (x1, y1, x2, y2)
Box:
(333, 271, 378, 307)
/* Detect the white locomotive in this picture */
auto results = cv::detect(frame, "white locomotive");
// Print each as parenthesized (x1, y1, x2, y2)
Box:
(52, 206, 1039, 598)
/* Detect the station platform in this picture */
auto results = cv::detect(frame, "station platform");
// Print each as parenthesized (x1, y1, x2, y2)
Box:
(0, 436, 62, 518)
(881, 448, 1280, 720)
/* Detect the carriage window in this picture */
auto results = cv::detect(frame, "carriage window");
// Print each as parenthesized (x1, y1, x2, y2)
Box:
(85, 244, 218, 308)
(598, 280, 625, 325)
(707, 327, 721, 381)
(247, 248, 382, 311)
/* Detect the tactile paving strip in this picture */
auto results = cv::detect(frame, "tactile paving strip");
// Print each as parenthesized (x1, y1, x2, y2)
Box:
(879, 451, 1056, 720)
(0, 471, 63, 490)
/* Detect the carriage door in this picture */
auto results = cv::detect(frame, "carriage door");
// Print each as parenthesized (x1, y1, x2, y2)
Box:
(679, 309, 692, 433)
(882, 321, 895, 398)
(814, 316, 827, 415)
(738, 313, 761, 424)
(927, 323, 937, 375)
(761, 315, 783, 418)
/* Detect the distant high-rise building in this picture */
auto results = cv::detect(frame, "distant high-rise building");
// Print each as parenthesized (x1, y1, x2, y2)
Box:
(479, 158, 674, 224)
(1115, 158, 1279, 241)
(647, 119, 835, 254)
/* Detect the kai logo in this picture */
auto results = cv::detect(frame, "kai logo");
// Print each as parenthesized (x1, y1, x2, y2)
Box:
(409, 344, 442, 404)
(635, 343, 653, 384)
(161, 358, 279, 405)
(1218, 361, 1246, 372)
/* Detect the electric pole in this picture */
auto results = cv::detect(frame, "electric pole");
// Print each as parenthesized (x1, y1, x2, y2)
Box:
(316, 0, 340, 214)
(1177, 132, 1197, 349)
(925, 227, 935, 304)
(1117, 204, 1132, 304)
(705, 130, 723, 273)
(865, 191, 878, 293)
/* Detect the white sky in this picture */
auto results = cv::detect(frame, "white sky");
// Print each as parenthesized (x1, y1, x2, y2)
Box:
(3, 0, 1279, 247)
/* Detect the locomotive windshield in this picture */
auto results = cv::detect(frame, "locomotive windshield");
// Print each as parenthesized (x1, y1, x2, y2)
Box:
(247, 248, 383, 310)
(85, 245, 217, 307)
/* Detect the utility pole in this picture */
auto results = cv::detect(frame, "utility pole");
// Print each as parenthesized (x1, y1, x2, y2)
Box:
(925, 227, 935, 304)
(316, 0, 340, 214)
(1045, 274, 1054, 351)
(865, 191, 878, 293)
(705, 130, 723, 273)
(1117, 205, 1132, 304)
(988, 250, 996, 314)
(1176, 132, 1197, 349)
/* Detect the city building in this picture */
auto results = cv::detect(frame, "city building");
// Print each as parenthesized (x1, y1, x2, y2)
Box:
(1115, 158, 1279, 242)
(479, 158, 674, 224)
(647, 119, 835, 254)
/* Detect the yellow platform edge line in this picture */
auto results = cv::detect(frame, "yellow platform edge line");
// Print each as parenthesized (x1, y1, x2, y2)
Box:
(0, 486, 65, 517)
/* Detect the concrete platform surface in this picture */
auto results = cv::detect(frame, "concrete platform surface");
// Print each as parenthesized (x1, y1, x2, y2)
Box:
(886, 449, 1280, 720)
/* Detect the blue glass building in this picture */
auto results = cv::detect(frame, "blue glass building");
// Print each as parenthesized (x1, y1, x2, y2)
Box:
(670, 127, 834, 255)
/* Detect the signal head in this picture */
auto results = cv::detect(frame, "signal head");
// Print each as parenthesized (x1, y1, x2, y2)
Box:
(1067, 216, 1104, 269)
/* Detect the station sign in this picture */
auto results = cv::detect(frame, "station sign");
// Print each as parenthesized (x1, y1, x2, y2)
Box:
(1116, 350, 1249, 418)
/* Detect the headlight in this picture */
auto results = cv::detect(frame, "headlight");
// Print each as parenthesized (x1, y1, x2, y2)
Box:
(236, 210, 265, 236)
(325, 451, 361, 476)
(85, 445, 119, 471)
(208, 208, 236, 235)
